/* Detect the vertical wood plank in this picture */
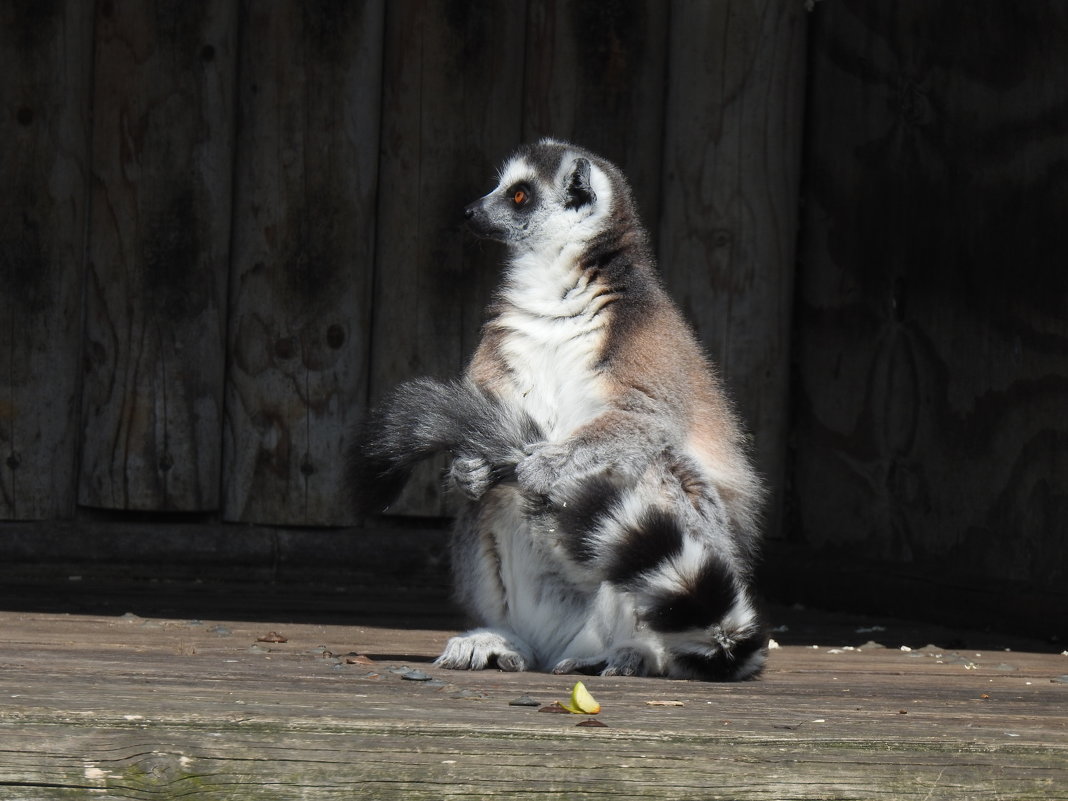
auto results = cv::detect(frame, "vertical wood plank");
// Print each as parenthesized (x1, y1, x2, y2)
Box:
(79, 0, 238, 511)
(792, 2, 1068, 588)
(658, 0, 807, 537)
(521, 0, 669, 233)
(370, 0, 527, 516)
(0, 1, 93, 519)
(223, 0, 384, 525)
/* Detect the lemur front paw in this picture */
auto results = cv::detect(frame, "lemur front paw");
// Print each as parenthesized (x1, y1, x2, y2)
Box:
(448, 454, 494, 500)
(435, 629, 532, 672)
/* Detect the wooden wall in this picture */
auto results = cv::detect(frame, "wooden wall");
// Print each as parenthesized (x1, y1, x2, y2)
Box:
(0, 2, 93, 519)
(81, 1, 238, 512)
(658, 1, 806, 537)
(224, 2, 383, 525)
(1, 0, 807, 529)
(3, 0, 1060, 613)
(792, 1, 1068, 591)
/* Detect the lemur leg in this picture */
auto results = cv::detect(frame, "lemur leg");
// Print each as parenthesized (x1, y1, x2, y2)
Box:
(552, 644, 654, 677)
(436, 501, 535, 672)
(540, 585, 664, 677)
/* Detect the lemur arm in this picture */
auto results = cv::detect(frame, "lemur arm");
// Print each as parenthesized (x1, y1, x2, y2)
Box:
(516, 390, 678, 499)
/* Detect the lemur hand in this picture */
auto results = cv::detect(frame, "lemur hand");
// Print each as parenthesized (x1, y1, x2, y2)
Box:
(448, 453, 495, 501)
(516, 442, 594, 499)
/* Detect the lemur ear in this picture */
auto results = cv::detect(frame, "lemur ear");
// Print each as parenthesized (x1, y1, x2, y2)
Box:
(563, 157, 596, 210)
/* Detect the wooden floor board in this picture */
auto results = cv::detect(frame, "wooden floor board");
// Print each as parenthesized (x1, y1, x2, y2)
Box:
(0, 584, 1065, 800)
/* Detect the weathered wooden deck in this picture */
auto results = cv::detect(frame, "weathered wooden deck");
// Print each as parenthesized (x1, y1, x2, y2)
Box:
(0, 578, 1065, 800)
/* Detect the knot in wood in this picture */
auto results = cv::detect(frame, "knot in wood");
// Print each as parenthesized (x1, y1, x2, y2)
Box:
(326, 324, 346, 350)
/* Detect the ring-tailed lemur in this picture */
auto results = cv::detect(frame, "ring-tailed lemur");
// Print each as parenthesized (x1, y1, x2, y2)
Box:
(351, 139, 766, 680)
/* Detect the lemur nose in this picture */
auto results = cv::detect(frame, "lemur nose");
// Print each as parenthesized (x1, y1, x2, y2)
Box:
(463, 204, 476, 219)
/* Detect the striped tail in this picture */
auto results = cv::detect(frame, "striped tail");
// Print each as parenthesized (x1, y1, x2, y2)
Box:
(549, 459, 767, 681)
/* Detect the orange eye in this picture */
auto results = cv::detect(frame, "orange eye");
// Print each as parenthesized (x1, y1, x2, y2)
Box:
(513, 189, 527, 205)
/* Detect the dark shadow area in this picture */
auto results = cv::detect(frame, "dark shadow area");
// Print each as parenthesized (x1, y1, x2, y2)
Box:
(756, 542, 1066, 647)
(0, 571, 1059, 658)
(0, 574, 464, 630)
(756, 598, 1061, 655)
(362, 653, 438, 664)
(1, 522, 1062, 653)
(0, 519, 463, 627)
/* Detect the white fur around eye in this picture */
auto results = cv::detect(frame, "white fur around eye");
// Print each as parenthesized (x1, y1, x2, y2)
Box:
(496, 158, 534, 193)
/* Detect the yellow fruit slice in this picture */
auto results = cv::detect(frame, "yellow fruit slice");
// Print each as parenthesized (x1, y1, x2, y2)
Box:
(559, 681, 601, 715)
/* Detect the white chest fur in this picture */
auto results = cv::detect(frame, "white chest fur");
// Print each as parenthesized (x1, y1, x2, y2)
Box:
(495, 248, 610, 440)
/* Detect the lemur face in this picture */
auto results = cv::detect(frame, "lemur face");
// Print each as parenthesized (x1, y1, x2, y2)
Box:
(464, 141, 612, 252)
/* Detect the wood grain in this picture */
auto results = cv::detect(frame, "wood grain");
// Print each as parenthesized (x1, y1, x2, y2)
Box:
(0, 1, 93, 519)
(223, 0, 384, 525)
(79, 0, 238, 511)
(657, 0, 808, 537)
(369, 0, 527, 515)
(521, 0, 669, 236)
(792, 2, 1068, 590)
(0, 609, 1064, 800)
